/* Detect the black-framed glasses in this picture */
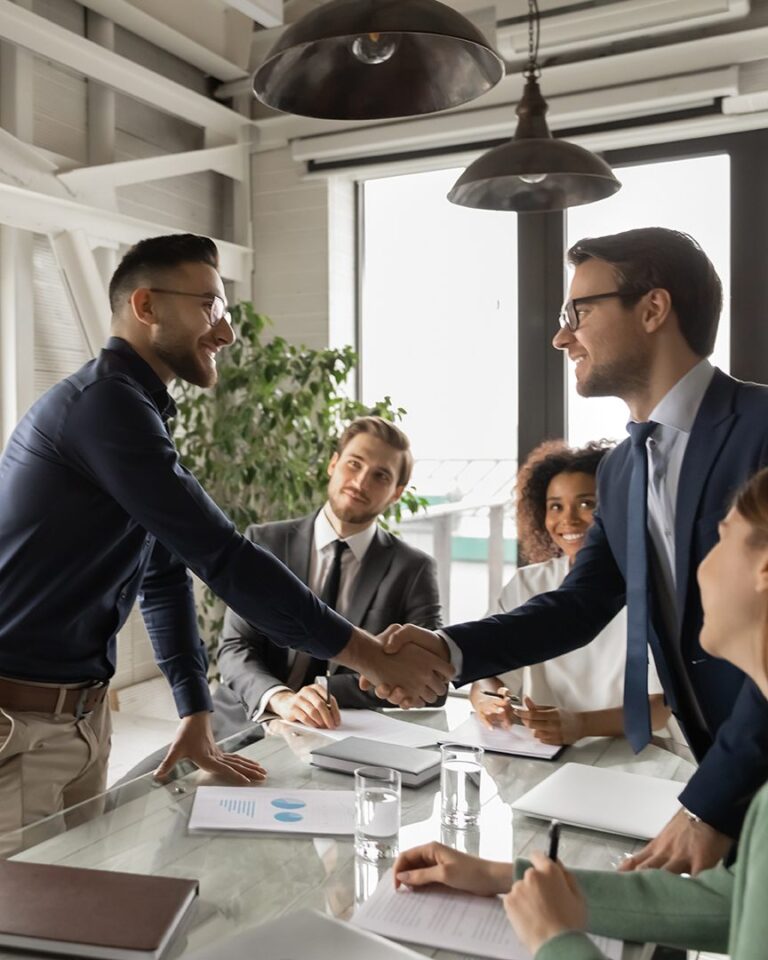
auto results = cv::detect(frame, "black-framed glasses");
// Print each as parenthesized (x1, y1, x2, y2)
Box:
(558, 290, 641, 331)
(149, 288, 231, 327)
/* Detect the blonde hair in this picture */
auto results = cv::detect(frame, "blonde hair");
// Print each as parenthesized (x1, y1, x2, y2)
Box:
(337, 416, 413, 487)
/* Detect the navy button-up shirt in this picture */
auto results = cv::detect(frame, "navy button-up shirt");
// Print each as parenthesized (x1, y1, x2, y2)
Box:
(0, 338, 351, 716)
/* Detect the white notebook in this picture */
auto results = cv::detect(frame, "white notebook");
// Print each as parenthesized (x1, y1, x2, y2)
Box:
(511, 763, 683, 839)
(438, 715, 562, 759)
(353, 869, 622, 960)
(188, 786, 355, 835)
(187, 909, 423, 960)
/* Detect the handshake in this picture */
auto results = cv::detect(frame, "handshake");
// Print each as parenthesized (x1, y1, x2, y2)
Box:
(338, 624, 456, 708)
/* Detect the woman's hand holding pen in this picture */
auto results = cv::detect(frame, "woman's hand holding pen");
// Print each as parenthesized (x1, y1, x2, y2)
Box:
(471, 685, 520, 730)
(514, 695, 585, 745)
(503, 851, 587, 955)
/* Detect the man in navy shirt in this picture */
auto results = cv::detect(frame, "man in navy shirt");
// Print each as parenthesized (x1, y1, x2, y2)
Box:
(0, 234, 451, 840)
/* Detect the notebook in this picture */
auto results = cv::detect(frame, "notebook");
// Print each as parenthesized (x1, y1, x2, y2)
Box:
(310, 736, 441, 787)
(0, 860, 198, 960)
(511, 762, 683, 839)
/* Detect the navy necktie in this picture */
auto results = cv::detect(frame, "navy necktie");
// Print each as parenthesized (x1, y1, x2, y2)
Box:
(624, 420, 658, 752)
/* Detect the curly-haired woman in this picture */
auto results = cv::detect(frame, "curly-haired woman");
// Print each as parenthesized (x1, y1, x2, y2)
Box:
(470, 440, 670, 744)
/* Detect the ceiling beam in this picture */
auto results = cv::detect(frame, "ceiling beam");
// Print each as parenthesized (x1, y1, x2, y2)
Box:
(78, 0, 251, 81)
(0, 181, 251, 283)
(0, 0, 252, 143)
(58, 143, 250, 197)
(221, 0, 283, 28)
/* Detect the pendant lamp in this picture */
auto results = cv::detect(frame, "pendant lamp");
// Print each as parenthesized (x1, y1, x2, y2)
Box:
(252, 0, 504, 121)
(448, 0, 621, 212)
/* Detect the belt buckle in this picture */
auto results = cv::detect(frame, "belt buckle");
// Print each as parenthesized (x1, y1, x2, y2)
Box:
(74, 681, 105, 720)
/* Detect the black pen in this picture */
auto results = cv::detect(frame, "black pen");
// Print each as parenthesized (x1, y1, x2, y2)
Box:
(482, 691, 521, 704)
(324, 667, 332, 709)
(548, 820, 561, 861)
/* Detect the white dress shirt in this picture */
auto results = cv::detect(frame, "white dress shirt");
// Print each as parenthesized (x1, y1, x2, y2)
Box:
(253, 505, 378, 719)
(494, 555, 663, 709)
(642, 359, 715, 639)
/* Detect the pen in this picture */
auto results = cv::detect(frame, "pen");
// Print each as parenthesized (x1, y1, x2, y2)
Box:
(325, 667, 331, 709)
(548, 819, 561, 861)
(482, 691, 521, 704)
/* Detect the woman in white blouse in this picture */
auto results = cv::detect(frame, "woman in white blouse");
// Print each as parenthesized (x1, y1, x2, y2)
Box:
(470, 440, 670, 745)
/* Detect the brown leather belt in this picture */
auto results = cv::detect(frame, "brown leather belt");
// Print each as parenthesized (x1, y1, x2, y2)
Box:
(0, 678, 109, 718)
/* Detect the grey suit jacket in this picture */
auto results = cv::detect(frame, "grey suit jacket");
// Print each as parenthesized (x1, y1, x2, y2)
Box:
(214, 512, 443, 735)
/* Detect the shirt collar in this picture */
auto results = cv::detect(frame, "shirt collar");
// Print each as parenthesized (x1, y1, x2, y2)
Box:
(647, 359, 715, 436)
(103, 337, 176, 420)
(314, 504, 378, 563)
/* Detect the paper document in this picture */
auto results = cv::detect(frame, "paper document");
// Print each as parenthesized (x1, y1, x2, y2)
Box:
(438, 715, 561, 759)
(284, 709, 441, 748)
(188, 786, 355, 835)
(353, 869, 622, 960)
(187, 909, 423, 960)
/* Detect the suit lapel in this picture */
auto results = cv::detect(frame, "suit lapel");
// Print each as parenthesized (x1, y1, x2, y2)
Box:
(344, 527, 394, 628)
(674, 371, 737, 628)
(286, 512, 316, 585)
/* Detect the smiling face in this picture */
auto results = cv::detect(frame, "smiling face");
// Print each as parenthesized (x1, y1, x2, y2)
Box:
(552, 258, 652, 401)
(148, 261, 234, 388)
(326, 432, 405, 527)
(544, 471, 597, 561)
(697, 507, 768, 695)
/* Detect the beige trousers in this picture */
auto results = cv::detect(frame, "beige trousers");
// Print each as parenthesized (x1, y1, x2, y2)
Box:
(0, 682, 112, 856)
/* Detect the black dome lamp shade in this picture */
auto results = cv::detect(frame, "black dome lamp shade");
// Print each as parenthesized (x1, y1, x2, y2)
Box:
(252, 0, 505, 121)
(447, 0, 621, 212)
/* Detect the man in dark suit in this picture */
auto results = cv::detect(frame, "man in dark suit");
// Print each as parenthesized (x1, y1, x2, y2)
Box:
(214, 416, 443, 735)
(380, 228, 768, 875)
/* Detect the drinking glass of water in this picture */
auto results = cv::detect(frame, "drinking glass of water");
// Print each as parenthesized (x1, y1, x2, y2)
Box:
(354, 766, 401, 861)
(440, 743, 483, 827)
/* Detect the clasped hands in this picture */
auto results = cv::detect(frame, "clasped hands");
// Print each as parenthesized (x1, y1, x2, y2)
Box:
(352, 623, 456, 708)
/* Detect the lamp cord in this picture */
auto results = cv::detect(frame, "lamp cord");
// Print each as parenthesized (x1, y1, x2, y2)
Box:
(525, 0, 541, 79)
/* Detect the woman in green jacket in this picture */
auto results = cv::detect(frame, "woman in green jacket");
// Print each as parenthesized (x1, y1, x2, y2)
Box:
(394, 466, 768, 960)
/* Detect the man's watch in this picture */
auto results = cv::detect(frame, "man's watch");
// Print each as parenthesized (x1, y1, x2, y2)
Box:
(681, 805, 703, 825)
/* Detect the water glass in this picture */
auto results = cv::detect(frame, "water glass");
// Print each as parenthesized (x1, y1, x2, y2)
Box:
(440, 743, 483, 827)
(354, 766, 401, 861)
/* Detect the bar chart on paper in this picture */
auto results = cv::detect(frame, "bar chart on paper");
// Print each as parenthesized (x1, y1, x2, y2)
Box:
(188, 787, 356, 835)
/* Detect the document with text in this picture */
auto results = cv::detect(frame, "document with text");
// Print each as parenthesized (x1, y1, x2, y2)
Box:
(188, 786, 355, 835)
(352, 870, 622, 960)
(283, 709, 441, 748)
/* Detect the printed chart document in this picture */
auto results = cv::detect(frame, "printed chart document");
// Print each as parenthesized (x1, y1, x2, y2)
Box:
(283, 708, 441, 748)
(353, 870, 622, 960)
(188, 786, 355, 836)
(187, 909, 423, 960)
(438, 715, 562, 759)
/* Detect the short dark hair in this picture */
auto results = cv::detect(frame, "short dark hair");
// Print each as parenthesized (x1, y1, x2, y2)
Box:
(108, 234, 219, 313)
(337, 416, 413, 487)
(567, 227, 722, 357)
(516, 439, 613, 564)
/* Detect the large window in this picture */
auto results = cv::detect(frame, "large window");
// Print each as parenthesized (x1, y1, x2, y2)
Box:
(361, 167, 517, 464)
(565, 153, 731, 446)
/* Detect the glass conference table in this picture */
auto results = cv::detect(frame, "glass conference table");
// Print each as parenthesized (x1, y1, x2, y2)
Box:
(2, 697, 697, 960)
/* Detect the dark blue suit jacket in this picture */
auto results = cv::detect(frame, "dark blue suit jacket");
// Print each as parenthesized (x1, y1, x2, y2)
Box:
(447, 369, 768, 836)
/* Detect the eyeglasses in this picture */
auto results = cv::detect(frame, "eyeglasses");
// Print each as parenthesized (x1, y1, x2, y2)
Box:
(558, 290, 642, 331)
(149, 288, 231, 327)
